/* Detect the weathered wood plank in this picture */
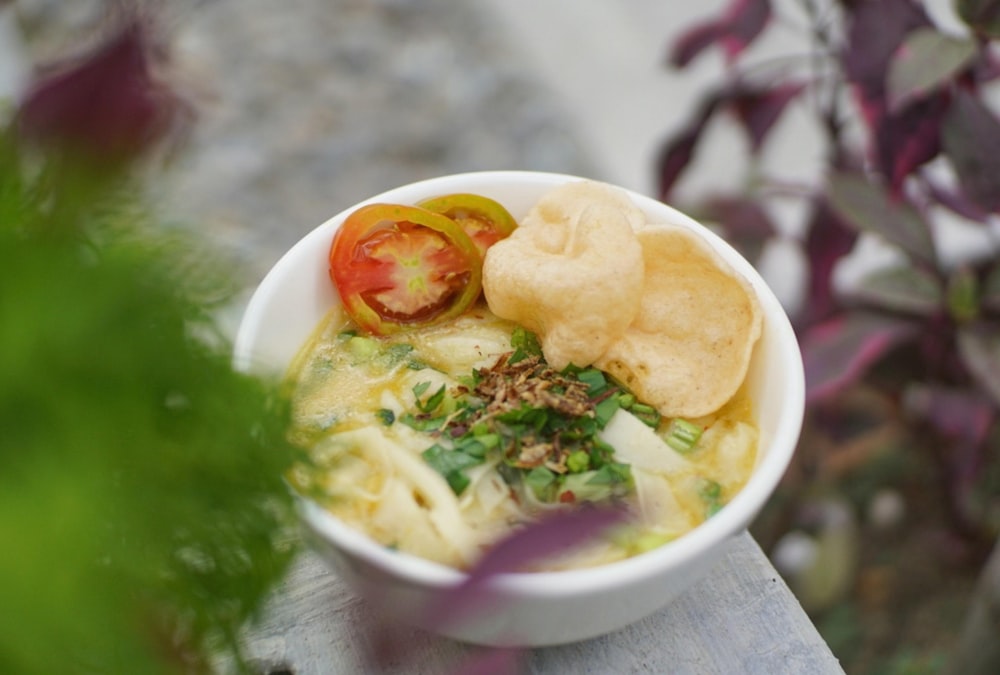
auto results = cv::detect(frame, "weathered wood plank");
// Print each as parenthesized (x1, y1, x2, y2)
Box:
(241, 531, 843, 674)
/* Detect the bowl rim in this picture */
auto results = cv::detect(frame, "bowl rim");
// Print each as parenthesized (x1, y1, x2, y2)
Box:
(236, 169, 805, 596)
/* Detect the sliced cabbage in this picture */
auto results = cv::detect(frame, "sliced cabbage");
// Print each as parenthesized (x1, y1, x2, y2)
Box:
(599, 409, 692, 474)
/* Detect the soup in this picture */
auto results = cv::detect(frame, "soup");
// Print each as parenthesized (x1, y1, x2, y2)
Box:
(285, 180, 763, 571)
(286, 304, 758, 570)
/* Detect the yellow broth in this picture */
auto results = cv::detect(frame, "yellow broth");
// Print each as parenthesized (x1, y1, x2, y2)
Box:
(286, 304, 758, 570)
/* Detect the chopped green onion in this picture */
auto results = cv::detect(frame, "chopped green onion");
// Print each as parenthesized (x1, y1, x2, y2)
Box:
(696, 477, 724, 517)
(347, 335, 379, 360)
(629, 402, 661, 428)
(665, 418, 703, 453)
(472, 432, 501, 449)
(566, 450, 590, 473)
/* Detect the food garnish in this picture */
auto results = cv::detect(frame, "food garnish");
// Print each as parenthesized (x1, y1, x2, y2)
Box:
(399, 328, 643, 505)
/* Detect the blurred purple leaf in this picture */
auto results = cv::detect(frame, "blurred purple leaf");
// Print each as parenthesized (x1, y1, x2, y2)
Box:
(903, 383, 995, 445)
(826, 171, 937, 264)
(850, 264, 944, 317)
(886, 28, 977, 111)
(425, 507, 629, 630)
(671, 23, 728, 69)
(970, 44, 1000, 82)
(656, 97, 720, 200)
(842, 0, 932, 127)
(841, 1, 943, 192)
(802, 311, 920, 402)
(802, 199, 859, 326)
(702, 195, 777, 262)
(903, 382, 995, 521)
(364, 509, 622, 668)
(731, 82, 806, 153)
(875, 91, 950, 195)
(957, 324, 1000, 406)
(957, 0, 1000, 39)
(923, 177, 991, 222)
(17, 16, 185, 165)
(669, 0, 772, 67)
(942, 89, 1000, 213)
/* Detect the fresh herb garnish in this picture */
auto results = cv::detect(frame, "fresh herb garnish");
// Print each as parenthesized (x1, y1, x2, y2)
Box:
(696, 477, 724, 517)
(665, 418, 704, 453)
(408, 331, 648, 502)
(509, 325, 543, 363)
(422, 444, 484, 495)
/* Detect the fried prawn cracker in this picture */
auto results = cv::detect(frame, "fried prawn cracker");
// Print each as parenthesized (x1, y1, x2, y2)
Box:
(596, 224, 762, 418)
(482, 182, 645, 369)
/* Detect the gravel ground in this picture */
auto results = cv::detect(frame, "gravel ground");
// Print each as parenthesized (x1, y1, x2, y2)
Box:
(13, 0, 596, 286)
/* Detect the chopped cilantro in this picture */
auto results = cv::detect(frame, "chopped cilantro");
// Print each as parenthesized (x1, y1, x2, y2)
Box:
(374, 408, 395, 426)
(509, 326, 543, 363)
(525, 466, 556, 500)
(594, 394, 621, 427)
(421, 444, 484, 495)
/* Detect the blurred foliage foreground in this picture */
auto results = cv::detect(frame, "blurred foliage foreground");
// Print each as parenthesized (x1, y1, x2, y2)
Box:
(0, 17, 301, 675)
(658, 0, 1000, 672)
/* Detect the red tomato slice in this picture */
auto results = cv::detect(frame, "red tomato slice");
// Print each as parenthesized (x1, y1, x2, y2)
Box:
(329, 203, 483, 335)
(416, 193, 517, 258)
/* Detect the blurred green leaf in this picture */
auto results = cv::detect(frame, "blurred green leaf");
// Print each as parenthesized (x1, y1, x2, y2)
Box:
(957, 0, 1000, 39)
(0, 126, 300, 674)
(887, 28, 976, 110)
(942, 90, 1000, 214)
(947, 266, 980, 322)
(851, 264, 943, 316)
(826, 171, 937, 264)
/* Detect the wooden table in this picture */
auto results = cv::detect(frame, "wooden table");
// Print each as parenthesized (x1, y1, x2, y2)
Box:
(241, 531, 843, 674)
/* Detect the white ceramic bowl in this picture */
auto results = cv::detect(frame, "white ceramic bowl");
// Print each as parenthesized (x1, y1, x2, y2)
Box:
(234, 170, 805, 647)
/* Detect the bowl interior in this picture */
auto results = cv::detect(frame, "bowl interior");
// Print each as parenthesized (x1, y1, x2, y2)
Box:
(234, 170, 805, 592)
